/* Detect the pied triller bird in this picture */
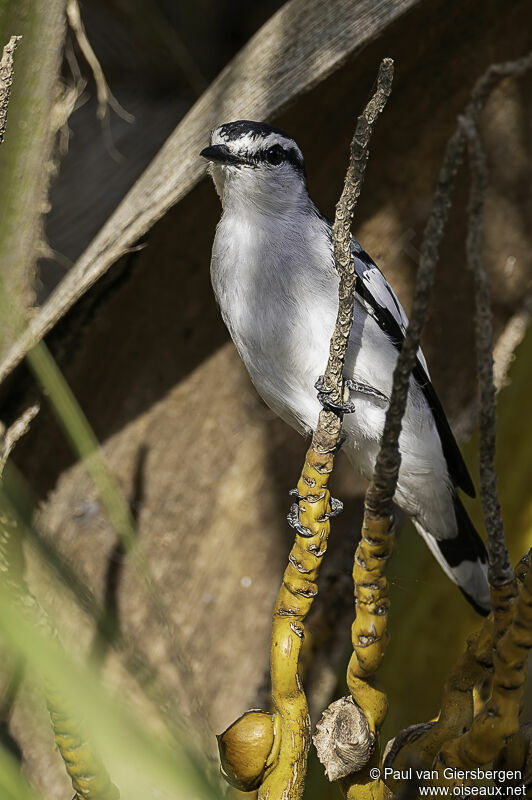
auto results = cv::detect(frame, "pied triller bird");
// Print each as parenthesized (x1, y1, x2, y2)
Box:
(200, 119, 490, 615)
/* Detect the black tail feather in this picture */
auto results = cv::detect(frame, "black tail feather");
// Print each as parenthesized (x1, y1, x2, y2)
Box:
(436, 492, 489, 616)
(414, 492, 490, 616)
(437, 493, 488, 569)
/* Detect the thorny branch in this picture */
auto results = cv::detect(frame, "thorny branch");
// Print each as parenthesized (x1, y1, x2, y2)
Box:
(367, 131, 464, 514)
(461, 116, 513, 589)
(319, 57, 394, 423)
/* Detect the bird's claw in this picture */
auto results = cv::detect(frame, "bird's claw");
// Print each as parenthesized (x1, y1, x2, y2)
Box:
(344, 379, 388, 403)
(288, 490, 343, 531)
(315, 375, 356, 414)
(288, 488, 306, 502)
(315, 375, 388, 413)
(325, 496, 343, 518)
(287, 503, 314, 538)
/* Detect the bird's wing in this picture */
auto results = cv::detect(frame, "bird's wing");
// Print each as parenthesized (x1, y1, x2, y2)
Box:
(351, 241, 476, 498)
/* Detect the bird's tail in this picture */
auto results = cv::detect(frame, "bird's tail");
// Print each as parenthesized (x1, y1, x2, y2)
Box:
(413, 492, 490, 616)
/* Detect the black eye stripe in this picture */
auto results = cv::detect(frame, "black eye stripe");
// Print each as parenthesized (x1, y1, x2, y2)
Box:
(216, 141, 305, 173)
(252, 145, 304, 171)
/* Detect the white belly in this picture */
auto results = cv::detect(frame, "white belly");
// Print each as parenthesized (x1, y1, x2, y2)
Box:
(210, 206, 454, 540)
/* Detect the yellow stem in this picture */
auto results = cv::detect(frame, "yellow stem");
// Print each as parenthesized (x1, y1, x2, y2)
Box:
(259, 442, 337, 800)
(437, 560, 532, 783)
(341, 495, 394, 800)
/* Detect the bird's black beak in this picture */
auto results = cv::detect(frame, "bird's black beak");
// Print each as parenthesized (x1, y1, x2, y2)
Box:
(200, 144, 241, 165)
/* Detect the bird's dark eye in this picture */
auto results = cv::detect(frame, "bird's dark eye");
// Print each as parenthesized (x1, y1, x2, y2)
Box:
(265, 145, 284, 165)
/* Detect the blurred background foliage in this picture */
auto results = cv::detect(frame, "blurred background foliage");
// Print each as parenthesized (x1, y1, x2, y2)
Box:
(0, 0, 530, 798)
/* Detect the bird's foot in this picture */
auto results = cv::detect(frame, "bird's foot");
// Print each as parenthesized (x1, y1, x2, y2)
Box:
(315, 375, 356, 414)
(288, 489, 343, 533)
(315, 376, 387, 413)
(287, 502, 314, 537)
(288, 488, 305, 502)
(324, 496, 344, 519)
(344, 379, 388, 403)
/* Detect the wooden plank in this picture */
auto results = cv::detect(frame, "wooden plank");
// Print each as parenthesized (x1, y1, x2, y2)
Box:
(0, 0, 422, 385)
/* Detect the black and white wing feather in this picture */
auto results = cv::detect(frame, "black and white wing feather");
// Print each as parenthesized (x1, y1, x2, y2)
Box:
(351, 240, 475, 498)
